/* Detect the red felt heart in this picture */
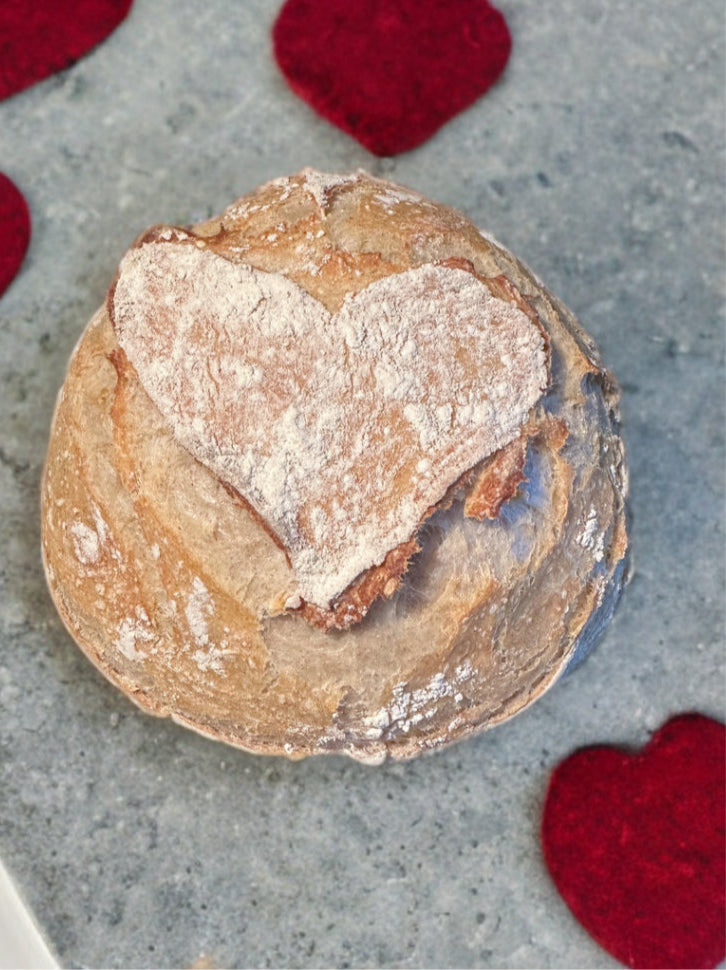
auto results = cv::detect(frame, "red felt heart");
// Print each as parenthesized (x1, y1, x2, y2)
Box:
(542, 714, 726, 969)
(0, 173, 31, 298)
(0, 0, 133, 102)
(273, 0, 511, 156)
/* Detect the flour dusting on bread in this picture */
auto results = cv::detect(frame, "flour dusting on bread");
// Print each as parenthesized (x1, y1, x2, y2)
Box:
(111, 235, 549, 610)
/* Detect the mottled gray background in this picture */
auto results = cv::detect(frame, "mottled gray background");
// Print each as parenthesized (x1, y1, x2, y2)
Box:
(1, 1, 724, 967)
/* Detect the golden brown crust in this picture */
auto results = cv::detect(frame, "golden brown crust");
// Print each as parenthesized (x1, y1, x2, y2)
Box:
(41, 169, 629, 762)
(464, 433, 530, 521)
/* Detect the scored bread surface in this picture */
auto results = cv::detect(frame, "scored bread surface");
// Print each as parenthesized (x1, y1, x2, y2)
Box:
(41, 170, 629, 763)
(111, 235, 549, 614)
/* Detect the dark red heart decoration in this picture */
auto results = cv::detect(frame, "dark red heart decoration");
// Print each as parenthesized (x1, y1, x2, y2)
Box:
(542, 713, 726, 970)
(0, 0, 133, 102)
(273, 0, 511, 156)
(0, 173, 31, 298)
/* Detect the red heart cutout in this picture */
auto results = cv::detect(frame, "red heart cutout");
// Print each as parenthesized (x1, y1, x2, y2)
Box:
(542, 714, 726, 969)
(0, 0, 133, 102)
(0, 173, 31, 298)
(273, 0, 511, 156)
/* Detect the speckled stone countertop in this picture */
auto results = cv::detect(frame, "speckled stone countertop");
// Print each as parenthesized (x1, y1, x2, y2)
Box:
(1, 2, 723, 967)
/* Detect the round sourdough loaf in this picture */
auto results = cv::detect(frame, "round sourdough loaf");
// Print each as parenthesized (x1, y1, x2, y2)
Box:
(41, 169, 628, 763)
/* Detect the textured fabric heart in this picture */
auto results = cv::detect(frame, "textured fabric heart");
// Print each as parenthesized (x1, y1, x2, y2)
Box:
(111, 229, 548, 608)
(273, 0, 512, 156)
(542, 713, 726, 970)
(0, 172, 31, 298)
(0, 0, 133, 101)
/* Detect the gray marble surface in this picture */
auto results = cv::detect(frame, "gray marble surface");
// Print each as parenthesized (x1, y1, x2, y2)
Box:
(1, 1, 724, 967)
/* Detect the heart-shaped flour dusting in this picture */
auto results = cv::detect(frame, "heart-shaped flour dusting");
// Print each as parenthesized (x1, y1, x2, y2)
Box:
(112, 231, 548, 608)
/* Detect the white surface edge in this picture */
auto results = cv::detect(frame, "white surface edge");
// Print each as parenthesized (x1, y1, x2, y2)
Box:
(0, 858, 58, 970)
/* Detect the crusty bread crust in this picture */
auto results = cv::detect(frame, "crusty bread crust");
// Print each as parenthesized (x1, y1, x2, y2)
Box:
(41, 170, 628, 762)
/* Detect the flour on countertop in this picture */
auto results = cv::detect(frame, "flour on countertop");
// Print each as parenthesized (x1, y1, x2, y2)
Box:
(112, 236, 548, 609)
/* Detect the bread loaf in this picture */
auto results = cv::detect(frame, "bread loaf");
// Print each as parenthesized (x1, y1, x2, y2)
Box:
(41, 169, 629, 762)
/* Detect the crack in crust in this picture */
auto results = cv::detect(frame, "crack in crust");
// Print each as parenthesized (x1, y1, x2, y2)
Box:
(297, 537, 421, 631)
(292, 411, 570, 631)
(464, 432, 530, 521)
